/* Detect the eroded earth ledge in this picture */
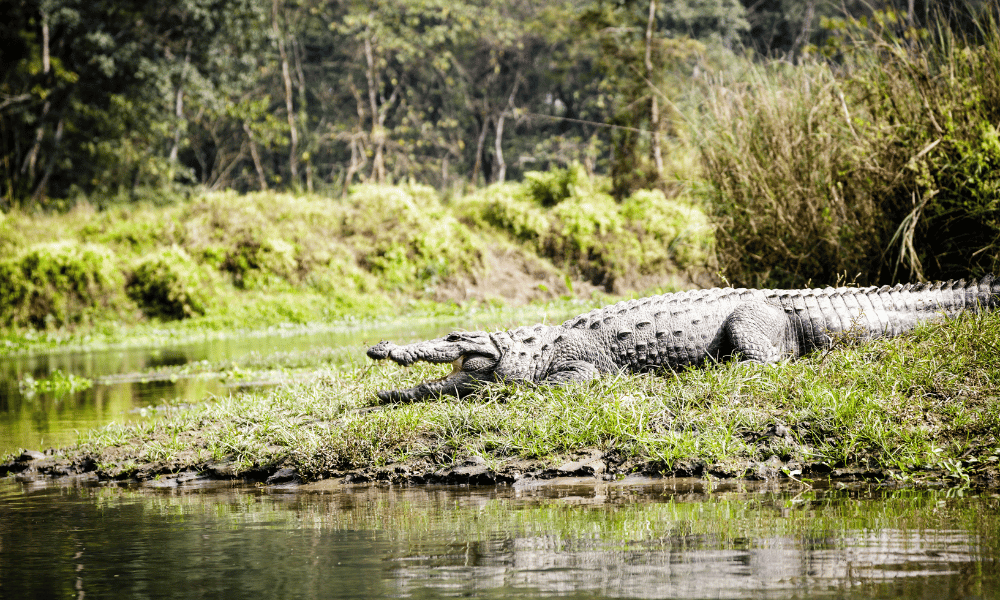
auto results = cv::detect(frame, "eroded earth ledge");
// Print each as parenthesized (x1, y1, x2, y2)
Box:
(5, 442, 1000, 490)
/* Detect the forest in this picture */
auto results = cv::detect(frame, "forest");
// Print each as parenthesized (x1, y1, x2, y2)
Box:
(1, 0, 866, 200)
(1, 0, 1000, 333)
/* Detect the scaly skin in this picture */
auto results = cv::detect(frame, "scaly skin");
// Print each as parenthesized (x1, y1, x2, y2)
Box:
(367, 276, 1000, 402)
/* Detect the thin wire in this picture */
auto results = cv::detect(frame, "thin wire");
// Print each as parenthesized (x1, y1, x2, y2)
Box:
(521, 111, 654, 135)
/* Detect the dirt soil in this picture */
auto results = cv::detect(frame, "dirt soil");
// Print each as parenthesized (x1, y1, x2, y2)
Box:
(432, 245, 715, 306)
(5, 446, 999, 490)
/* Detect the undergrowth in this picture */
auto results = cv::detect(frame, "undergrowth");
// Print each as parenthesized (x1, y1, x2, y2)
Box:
(700, 8, 1000, 288)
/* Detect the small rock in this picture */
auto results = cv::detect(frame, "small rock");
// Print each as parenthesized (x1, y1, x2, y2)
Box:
(175, 471, 204, 485)
(555, 451, 606, 477)
(450, 464, 493, 482)
(19, 450, 46, 462)
(206, 461, 235, 478)
(266, 467, 299, 485)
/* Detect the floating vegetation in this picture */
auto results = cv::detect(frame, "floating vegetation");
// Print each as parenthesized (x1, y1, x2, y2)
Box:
(18, 369, 94, 398)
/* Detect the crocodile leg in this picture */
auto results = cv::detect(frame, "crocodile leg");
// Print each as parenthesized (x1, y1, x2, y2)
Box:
(724, 301, 795, 363)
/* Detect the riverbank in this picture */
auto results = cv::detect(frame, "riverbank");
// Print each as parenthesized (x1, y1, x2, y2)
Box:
(5, 309, 1000, 489)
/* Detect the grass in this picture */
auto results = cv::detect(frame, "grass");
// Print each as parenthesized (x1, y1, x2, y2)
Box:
(699, 8, 1000, 288)
(16, 307, 998, 486)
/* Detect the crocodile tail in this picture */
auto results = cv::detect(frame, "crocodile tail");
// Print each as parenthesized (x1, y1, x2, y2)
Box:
(973, 274, 1000, 311)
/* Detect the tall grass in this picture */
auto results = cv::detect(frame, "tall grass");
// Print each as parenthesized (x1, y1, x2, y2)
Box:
(701, 7, 1000, 288)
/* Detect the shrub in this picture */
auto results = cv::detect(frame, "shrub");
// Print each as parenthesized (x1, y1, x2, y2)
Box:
(0, 243, 124, 328)
(460, 183, 550, 244)
(523, 163, 591, 207)
(222, 232, 298, 290)
(126, 247, 213, 320)
(621, 189, 714, 271)
(344, 184, 484, 290)
(459, 175, 715, 290)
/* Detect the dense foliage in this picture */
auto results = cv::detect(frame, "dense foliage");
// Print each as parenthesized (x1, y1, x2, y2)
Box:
(0, 181, 714, 332)
(0, 0, 905, 205)
(2, 0, 999, 303)
(703, 7, 1000, 287)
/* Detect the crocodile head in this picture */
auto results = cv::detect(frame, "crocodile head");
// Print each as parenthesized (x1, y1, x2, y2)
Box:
(366, 331, 506, 402)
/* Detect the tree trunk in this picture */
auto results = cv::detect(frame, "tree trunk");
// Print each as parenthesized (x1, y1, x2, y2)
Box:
(363, 23, 386, 183)
(645, 0, 663, 177)
(274, 0, 298, 185)
(22, 12, 50, 181)
(169, 39, 193, 164)
(291, 38, 311, 192)
(472, 116, 490, 185)
(344, 81, 368, 194)
(493, 75, 521, 184)
(494, 113, 507, 184)
(31, 114, 63, 201)
(244, 122, 268, 190)
(791, 0, 816, 61)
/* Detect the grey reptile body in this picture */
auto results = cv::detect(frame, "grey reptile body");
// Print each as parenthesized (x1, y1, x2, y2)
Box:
(367, 276, 1000, 402)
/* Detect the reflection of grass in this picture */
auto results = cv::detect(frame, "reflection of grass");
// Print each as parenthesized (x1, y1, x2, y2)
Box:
(78, 482, 999, 550)
(18, 369, 94, 397)
(53, 310, 1000, 485)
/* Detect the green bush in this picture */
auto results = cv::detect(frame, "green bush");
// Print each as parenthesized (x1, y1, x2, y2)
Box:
(222, 232, 299, 290)
(344, 184, 484, 290)
(459, 175, 714, 290)
(126, 247, 213, 320)
(460, 183, 550, 244)
(523, 163, 590, 207)
(621, 189, 714, 270)
(0, 243, 124, 328)
(76, 204, 180, 255)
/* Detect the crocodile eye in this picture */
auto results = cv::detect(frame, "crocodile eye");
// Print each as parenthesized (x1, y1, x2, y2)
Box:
(446, 333, 462, 342)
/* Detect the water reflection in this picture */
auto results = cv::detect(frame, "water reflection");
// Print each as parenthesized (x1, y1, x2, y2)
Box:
(0, 479, 996, 599)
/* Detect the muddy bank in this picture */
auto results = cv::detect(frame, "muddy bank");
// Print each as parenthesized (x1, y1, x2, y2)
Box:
(5, 446, 999, 490)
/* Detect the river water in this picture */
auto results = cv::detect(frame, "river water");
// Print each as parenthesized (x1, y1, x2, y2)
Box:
(3, 317, 1000, 599)
(2, 477, 998, 599)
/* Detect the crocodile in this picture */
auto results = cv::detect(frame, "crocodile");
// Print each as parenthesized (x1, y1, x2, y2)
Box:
(366, 276, 1000, 402)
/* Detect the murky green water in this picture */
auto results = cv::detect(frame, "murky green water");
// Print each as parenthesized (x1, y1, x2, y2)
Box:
(2, 478, 998, 599)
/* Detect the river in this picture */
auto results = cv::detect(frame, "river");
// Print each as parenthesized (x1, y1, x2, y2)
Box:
(2, 477, 997, 599)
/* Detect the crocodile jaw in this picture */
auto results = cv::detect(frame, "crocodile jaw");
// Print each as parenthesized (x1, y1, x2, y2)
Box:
(367, 332, 501, 402)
